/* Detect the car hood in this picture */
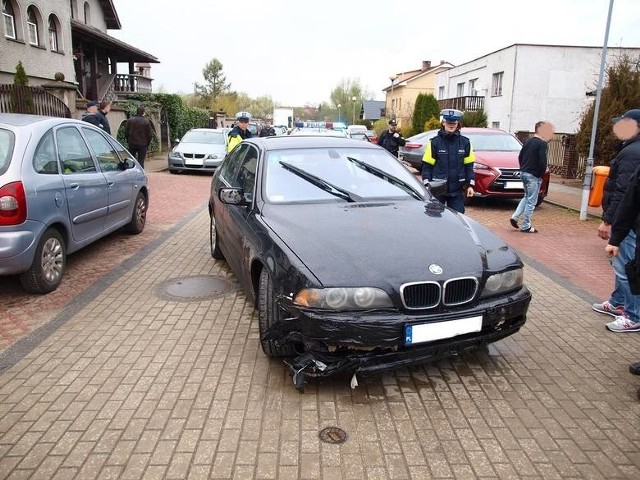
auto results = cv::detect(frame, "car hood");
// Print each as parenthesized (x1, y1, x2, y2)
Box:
(174, 142, 226, 155)
(474, 150, 519, 168)
(261, 200, 520, 287)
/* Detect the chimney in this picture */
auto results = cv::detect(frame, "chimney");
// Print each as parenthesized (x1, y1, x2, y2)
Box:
(422, 60, 431, 71)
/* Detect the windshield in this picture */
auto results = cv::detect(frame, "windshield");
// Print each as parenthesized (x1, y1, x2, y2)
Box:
(182, 131, 226, 144)
(264, 147, 425, 203)
(466, 133, 522, 151)
(0, 129, 15, 175)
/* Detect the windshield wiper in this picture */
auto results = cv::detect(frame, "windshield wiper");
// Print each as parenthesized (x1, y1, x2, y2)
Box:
(346, 156, 424, 201)
(279, 161, 363, 202)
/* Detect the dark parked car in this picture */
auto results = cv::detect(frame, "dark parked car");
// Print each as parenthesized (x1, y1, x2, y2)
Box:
(399, 127, 550, 205)
(208, 136, 531, 390)
(0, 113, 149, 293)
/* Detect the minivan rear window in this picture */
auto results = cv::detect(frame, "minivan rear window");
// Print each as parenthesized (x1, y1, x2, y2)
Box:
(0, 129, 16, 176)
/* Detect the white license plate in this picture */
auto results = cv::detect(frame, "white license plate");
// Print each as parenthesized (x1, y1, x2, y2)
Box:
(404, 315, 483, 345)
(505, 181, 524, 189)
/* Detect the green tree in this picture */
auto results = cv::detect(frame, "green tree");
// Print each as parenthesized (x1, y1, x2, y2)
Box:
(462, 108, 488, 127)
(412, 93, 440, 134)
(575, 53, 640, 165)
(13, 61, 28, 86)
(329, 78, 372, 125)
(12, 61, 33, 113)
(194, 58, 230, 109)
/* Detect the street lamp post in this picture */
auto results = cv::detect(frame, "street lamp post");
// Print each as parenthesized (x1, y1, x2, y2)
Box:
(389, 74, 398, 119)
(337, 103, 341, 123)
(351, 96, 357, 125)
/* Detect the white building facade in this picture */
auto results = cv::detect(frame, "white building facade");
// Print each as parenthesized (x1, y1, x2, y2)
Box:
(436, 44, 640, 134)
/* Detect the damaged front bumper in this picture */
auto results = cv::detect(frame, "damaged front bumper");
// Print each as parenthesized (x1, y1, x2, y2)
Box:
(267, 287, 531, 390)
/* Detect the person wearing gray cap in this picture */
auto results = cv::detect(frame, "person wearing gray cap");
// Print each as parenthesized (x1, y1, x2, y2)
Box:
(594, 108, 640, 333)
(81, 101, 102, 128)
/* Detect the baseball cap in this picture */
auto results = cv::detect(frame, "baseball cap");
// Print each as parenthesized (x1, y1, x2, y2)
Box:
(86, 101, 98, 108)
(612, 109, 640, 123)
(388, 119, 397, 125)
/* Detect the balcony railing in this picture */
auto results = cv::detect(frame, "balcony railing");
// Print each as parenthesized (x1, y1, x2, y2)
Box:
(113, 74, 153, 94)
(438, 96, 484, 111)
(0, 84, 71, 118)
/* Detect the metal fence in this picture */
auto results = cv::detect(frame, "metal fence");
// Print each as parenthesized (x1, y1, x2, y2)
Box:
(0, 85, 71, 118)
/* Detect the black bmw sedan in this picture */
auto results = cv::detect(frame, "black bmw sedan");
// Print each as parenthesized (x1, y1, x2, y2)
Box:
(208, 135, 531, 390)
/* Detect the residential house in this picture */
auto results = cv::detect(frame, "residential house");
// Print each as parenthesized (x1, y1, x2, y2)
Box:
(435, 43, 640, 134)
(383, 60, 454, 127)
(360, 100, 385, 122)
(1, 0, 158, 111)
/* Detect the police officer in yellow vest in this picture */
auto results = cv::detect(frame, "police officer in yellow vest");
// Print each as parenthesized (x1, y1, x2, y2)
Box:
(227, 111, 253, 152)
(421, 109, 475, 213)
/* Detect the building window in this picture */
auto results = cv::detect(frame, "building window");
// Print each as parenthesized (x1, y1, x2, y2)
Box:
(83, 1, 90, 24)
(70, 0, 76, 19)
(492, 121, 500, 129)
(48, 15, 58, 51)
(469, 78, 477, 96)
(27, 6, 38, 45)
(456, 82, 465, 97)
(438, 86, 445, 99)
(2, 0, 16, 39)
(492, 72, 504, 97)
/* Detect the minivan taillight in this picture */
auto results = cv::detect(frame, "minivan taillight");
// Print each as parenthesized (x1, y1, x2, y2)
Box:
(0, 181, 27, 225)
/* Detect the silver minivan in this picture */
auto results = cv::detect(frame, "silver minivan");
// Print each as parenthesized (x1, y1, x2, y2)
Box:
(0, 113, 149, 293)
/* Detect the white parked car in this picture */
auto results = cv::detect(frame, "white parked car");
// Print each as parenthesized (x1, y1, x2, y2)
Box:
(168, 128, 229, 174)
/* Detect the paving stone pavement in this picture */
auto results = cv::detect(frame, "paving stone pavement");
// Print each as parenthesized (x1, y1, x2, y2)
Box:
(0, 156, 639, 479)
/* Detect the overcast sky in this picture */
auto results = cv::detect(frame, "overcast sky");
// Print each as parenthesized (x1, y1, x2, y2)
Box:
(110, 0, 639, 106)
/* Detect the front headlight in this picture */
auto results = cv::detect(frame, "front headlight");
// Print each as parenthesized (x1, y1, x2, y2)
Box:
(293, 287, 393, 310)
(169, 150, 182, 159)
(205, 153, 223, 160)
(480, 268, 523, 297)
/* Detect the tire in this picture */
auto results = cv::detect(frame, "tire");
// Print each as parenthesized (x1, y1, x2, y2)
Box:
(210, 212, 224, 260)
(19, 228, 66, 294)
(125, 192, 147, 234)
(535, 195, 544, 207)
(258, 269, 296, 357)
(169, 169, 179, 174)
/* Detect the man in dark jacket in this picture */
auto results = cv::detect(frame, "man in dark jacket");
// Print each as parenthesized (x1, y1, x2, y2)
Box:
(605, 163, 640, 395)
(125, 106, 154, 168)
(96, 101, 112, 135)
(259, 121, 276, 137)
(377, 119, 406, 157)
(82, 101, 102, 128)
(510, 121, 555, 233)
(421, 109, 475, 213)
(595, 109, 640, 332)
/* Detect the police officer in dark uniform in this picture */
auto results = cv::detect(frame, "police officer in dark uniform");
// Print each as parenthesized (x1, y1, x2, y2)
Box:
(227, 112, 253, 152)
(421, 109, 475, 213)
(377, 119, 406, 157)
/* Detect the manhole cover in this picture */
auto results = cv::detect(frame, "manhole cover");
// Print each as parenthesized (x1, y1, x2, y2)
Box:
(156, 275, 234, 302)
(318, 427, 347, 444)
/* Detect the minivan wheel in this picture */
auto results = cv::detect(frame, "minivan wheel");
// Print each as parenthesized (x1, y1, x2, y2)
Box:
(19, 228, 66, 294)
(125, 192, 147, 234)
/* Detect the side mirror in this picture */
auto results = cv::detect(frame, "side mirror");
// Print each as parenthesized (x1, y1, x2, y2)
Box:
(427, 179, 447, 198)
(218, 187, 249, 206)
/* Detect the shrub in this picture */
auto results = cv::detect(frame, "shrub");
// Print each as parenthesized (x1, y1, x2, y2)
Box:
(462, 108, 488, 128)
(424, 118, 441, 131)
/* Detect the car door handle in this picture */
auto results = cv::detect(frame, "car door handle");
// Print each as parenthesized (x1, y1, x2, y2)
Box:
(68, 183, 80, 190)
(107, 182, 115, 188)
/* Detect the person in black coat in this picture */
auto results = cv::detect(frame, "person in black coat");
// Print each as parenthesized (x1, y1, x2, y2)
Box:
(81, 101, 102, 128)
(595, 109, 640, 333)
(377, 119, 405, 157)
(96, 101, 112, 136)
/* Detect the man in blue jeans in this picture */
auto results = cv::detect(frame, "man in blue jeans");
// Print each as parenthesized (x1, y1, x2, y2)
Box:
(596, 109, 640, 332)
(510, 121, 554, 233)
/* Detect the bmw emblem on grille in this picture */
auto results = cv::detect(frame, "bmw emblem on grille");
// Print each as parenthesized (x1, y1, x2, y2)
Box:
(513, 171, 522, 178)
(429, 264, 443, 275)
